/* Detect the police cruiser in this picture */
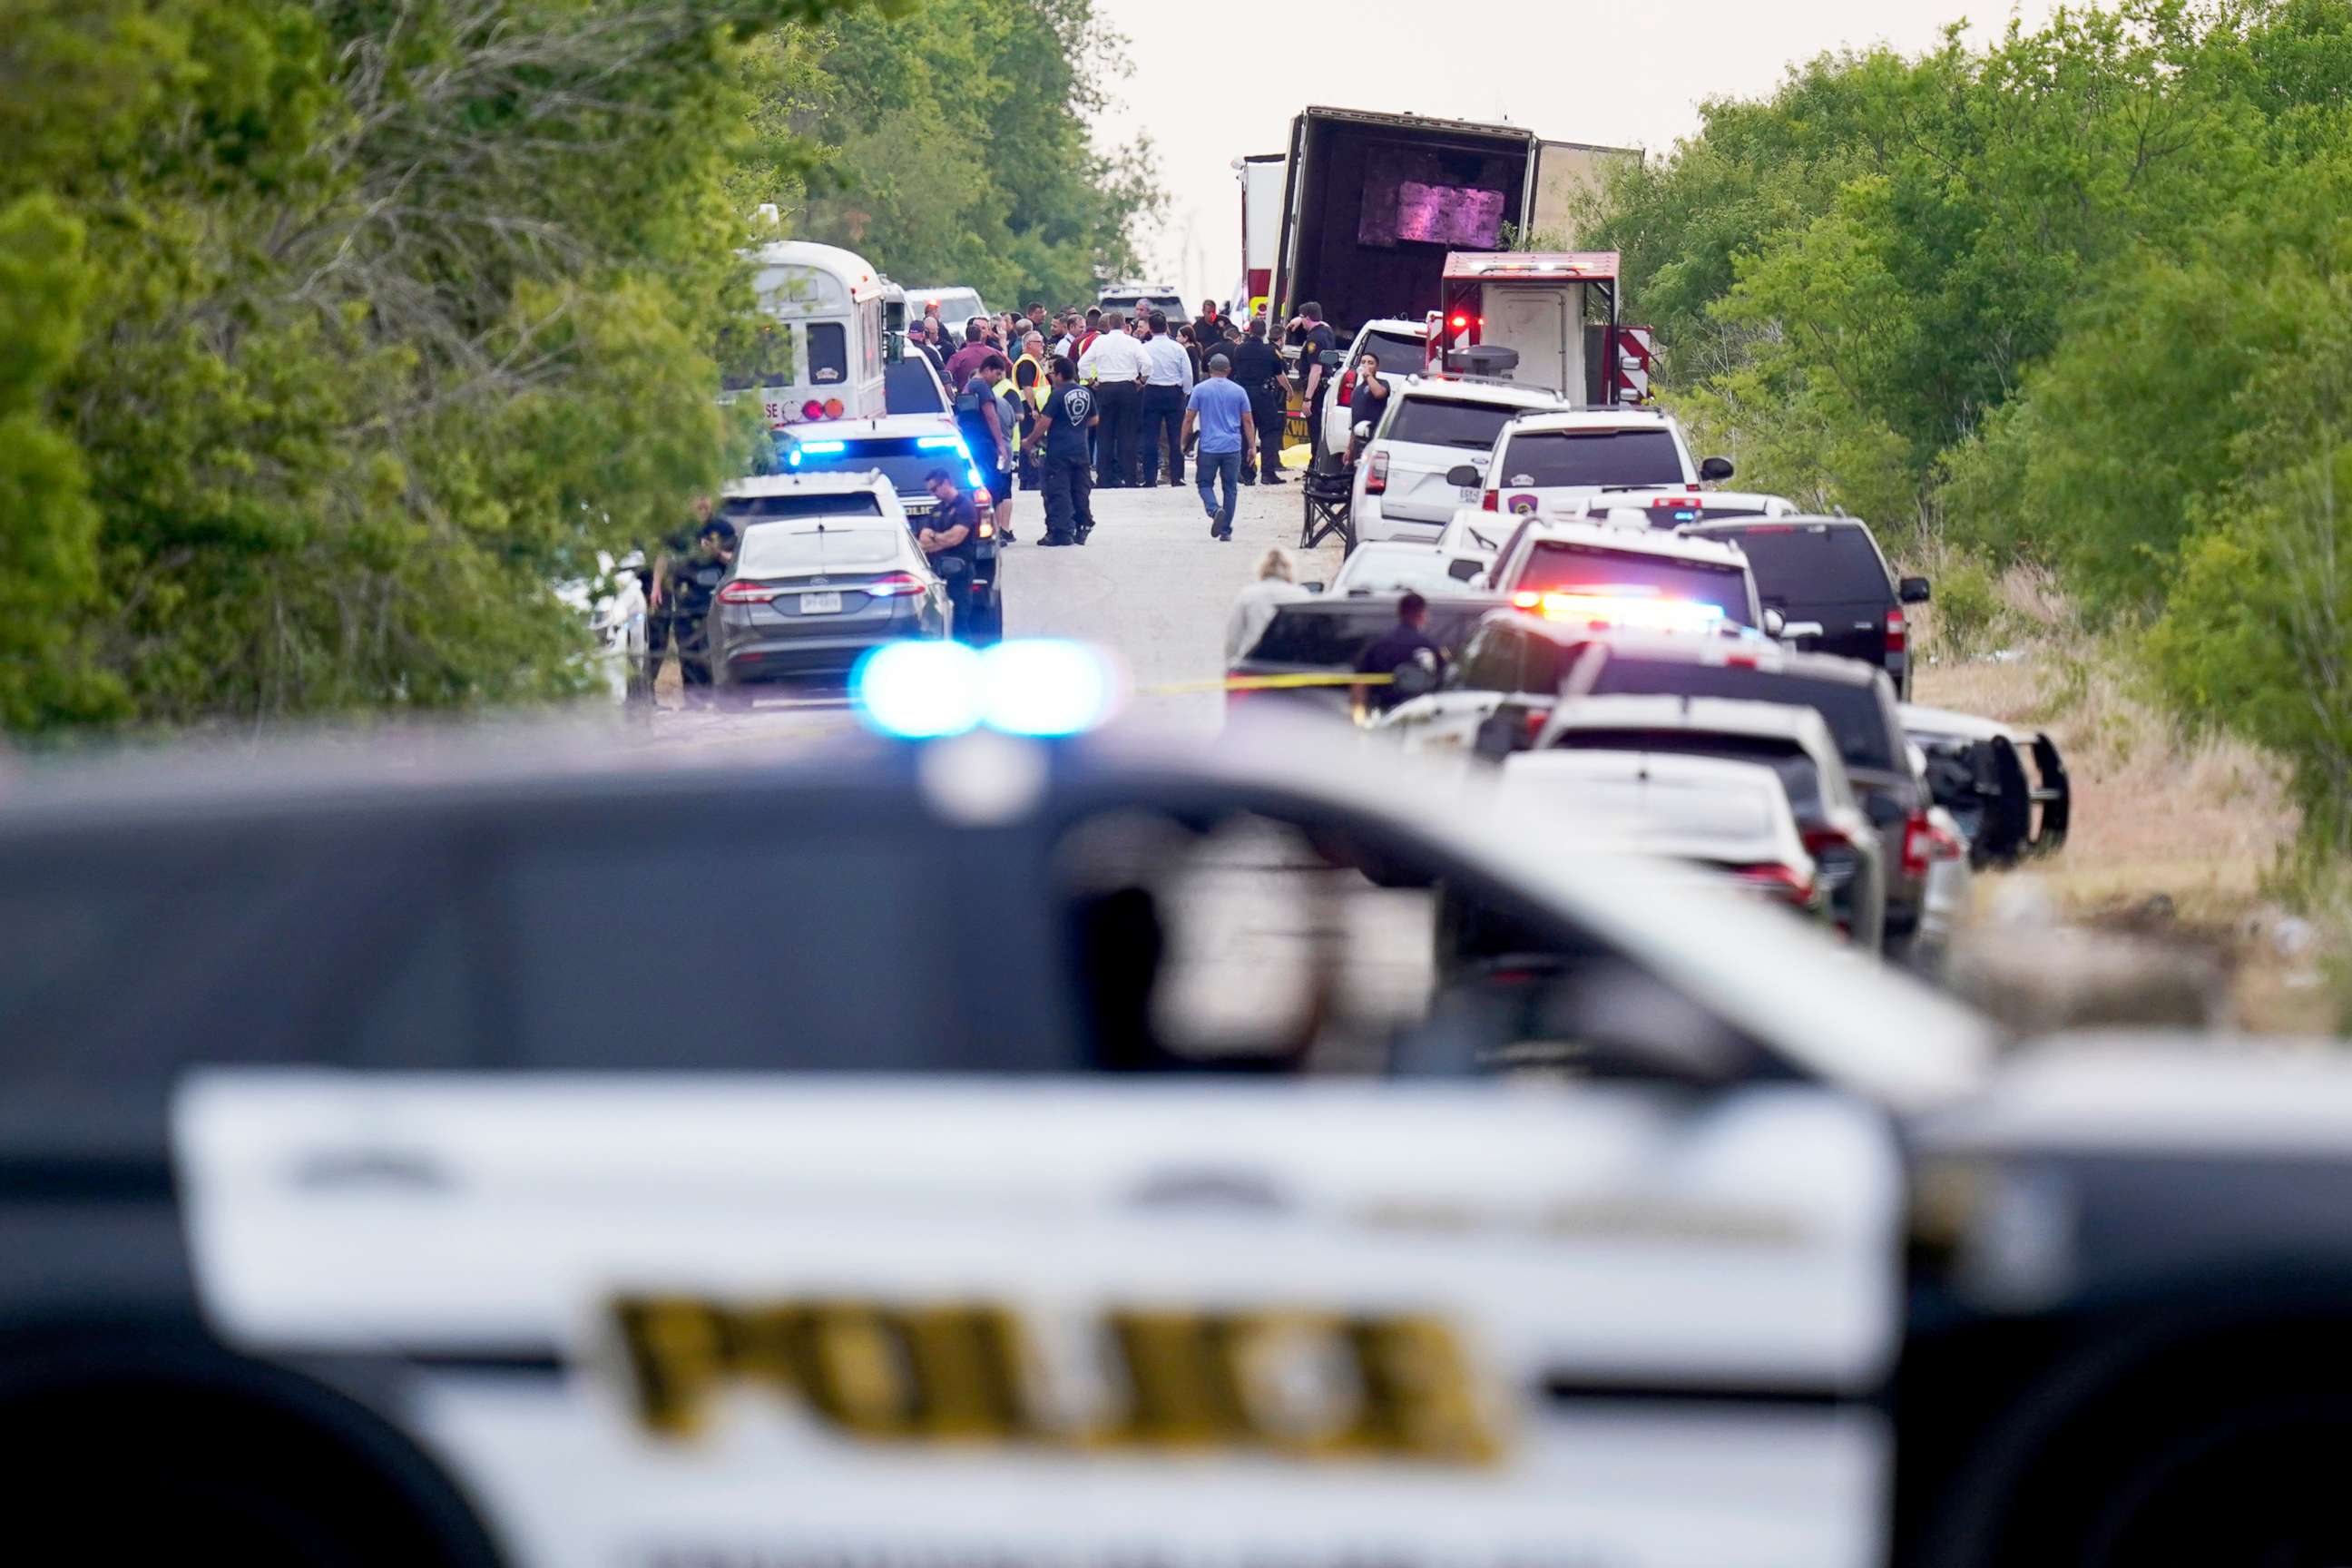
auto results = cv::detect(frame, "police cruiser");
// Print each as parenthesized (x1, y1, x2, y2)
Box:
(0, 655, 2343, 1568)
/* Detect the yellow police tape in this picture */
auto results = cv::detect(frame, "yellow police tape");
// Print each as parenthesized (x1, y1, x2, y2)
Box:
(1141, 671, 1390, 696)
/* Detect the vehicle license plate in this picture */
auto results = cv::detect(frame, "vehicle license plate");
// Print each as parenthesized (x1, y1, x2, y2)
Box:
(1459, 485, 1480, 501)
(800, 592, 842, 615)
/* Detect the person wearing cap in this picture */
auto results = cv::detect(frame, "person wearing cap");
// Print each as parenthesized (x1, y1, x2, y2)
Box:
(1181, 351, 1258, 541)
(1225, 318, 1288, 485)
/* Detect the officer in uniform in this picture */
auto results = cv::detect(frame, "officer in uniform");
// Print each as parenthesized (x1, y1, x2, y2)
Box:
(1226, 319, 1289, 485)
(660, 515, 736, 704)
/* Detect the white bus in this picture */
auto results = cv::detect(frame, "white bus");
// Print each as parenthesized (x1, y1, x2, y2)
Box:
(727, 240, 890, 431)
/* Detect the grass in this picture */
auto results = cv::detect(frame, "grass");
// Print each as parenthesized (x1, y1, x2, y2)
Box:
(1909, 563, 2336, 1034)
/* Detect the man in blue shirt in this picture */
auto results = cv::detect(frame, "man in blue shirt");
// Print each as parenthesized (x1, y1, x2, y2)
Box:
(1181, 353, 1259, 541)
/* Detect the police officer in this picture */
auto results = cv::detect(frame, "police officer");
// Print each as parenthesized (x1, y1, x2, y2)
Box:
(919, 467, 983, 635)
(1353, 592, 1446, 717)
(661, 514, 736, 704)
(1226, 318, 1288, 485)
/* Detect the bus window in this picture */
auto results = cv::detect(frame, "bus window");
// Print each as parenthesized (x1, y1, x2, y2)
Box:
(808, 321, 848, 385)
(861, 299, 884, 383)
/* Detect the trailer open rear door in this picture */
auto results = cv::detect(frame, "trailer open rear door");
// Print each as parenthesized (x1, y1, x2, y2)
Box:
(1525, 141, 1644, 246)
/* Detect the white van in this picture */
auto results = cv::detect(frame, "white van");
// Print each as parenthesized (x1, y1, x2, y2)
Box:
(732, 240, 890, 432)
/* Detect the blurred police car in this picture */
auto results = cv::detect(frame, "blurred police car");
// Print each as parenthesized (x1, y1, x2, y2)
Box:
(0, 650, 2343, 1568)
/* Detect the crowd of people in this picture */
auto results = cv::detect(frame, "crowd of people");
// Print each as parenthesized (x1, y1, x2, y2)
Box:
(906, 298, 1312, 547)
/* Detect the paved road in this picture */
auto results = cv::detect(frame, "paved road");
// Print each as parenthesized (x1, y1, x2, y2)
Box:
(1004, 469, 1347, 730)
(648, 465, 1345, 743)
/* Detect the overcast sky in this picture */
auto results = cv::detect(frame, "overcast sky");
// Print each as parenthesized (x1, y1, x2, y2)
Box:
(1088, 0, 2062, 305)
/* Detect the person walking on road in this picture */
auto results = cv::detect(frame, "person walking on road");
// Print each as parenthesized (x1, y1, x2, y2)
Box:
(1030, 355, 1097, 547)
(1224, 546, 1306, 662)
(1138, 313, 1194, 488)
(1079, 310, 1147, 489)
(1182, 352, 1257, 541)
(1226, 318, 1289, 485)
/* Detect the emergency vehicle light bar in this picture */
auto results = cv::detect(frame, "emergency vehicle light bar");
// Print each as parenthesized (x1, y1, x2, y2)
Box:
(1441, 251, 1621, 282)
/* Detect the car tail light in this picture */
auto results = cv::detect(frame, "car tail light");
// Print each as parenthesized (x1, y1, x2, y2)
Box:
(1802, 825, 1856, 865)
(716, 580, 784, 605)
(1338, 370, 1355, 407)
(867, 572, 926, 598)
(1735, 863, 1816, 905)
(1901, 809, 1933, 880)
(1365, 450, 1389, 495)
(1885, 604, 1908, 653)
(976, 520, 995, 539)
(1928, 820, 1966, 863)
(1511, 590, 1543, 611)
(1481, 490, 1499, 512)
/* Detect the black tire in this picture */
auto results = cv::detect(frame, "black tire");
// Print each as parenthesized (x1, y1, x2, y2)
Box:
(1926, 1353, 2352, 1568)
(0, 1354, 502, 1567)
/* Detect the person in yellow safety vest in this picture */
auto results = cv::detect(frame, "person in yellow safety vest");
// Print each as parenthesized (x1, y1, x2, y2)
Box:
(991, 366, 1028, 544)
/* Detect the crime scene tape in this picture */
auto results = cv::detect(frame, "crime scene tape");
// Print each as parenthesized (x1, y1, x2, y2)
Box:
(1140, 671, 1392, 696)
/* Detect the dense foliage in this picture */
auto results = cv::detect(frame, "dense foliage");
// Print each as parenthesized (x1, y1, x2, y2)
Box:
(741, 0, 1158, 309)
(1583, 0, 2352, 847)
(0, 0, 1149, 732)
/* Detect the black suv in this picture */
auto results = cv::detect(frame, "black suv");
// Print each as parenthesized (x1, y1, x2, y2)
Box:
(1684, 517, 1929, 698)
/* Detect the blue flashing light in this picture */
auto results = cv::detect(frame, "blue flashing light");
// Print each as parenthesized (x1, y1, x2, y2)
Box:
(850, 639, 1124, 741)
(798, 439, 848, 456)
(980, 641, 1121, 737)
(968, 466, 985, 488)
(916, 435, 963, 451)
(851, 642, 984, 739)
(787, 450, 802, 467)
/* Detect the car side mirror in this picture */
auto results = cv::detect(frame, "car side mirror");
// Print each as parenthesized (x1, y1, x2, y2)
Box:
(1447, 557, 1484, 583)
(1318, 348, 1345, 369)
(1778, 619, 1825, 643)
(1762, 607, 1786, 638)
(1353, 420, 1372, 441)
(1445, 464, 1483, 488)
(1391, 660, 1438, 700)
(1700, 456, 1735, 483)
(1300, 581, 1324, 594)
(1900, 576, 1932, 604)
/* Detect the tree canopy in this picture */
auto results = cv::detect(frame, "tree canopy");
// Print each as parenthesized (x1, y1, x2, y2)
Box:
(1581, 0, 2352, 845)
(0, 0, 1151, 733)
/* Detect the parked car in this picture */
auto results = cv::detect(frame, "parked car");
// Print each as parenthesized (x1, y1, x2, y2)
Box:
(1349, 377, 1569, 545)
(1314, 317, 1430, 471)
(1904, 702, 2073, 865)
(883, 335, 951, 415)
(1371, 610, 1597, 757)
(1226, 592, 1506, 721)
(1328, 540, 1488, 598)
(710, 475, 950, 686)
(1534, 694, 1887, 952)
(1473, 407, 1728, 521)
(1494, 750, 1833, 926)
(1483, 513, 1767, 634)
(1564, 632, 1937, 963)
(1683, 516, 1930, 698)
(1914, 802, 1976, 975)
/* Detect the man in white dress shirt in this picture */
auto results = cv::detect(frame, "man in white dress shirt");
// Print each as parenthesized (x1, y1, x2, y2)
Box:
(1136, 312, 1195, 488)
(1076, 311, 1147, 489)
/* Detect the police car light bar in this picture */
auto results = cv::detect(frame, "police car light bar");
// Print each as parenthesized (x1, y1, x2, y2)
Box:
(851, 640, 1126, 740)
(1511, 589, 1726, 631)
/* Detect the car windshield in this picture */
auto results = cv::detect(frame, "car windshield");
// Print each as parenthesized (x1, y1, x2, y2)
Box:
(1550, 730, 1823, 815)
(1698, 524, 1890, 604)
(1356, 329, 1425, 372)
(725, 492, 884, 523)
(1496, 429, 1685, 489)
(736, 522, 904, 577)
(1516, 543, 1753, 625)
(1244, 602, 1494, 667)
(1383, 397, 1530, 451)
(1583, 659, 1898, 771)
(884, 356, 947, 414)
